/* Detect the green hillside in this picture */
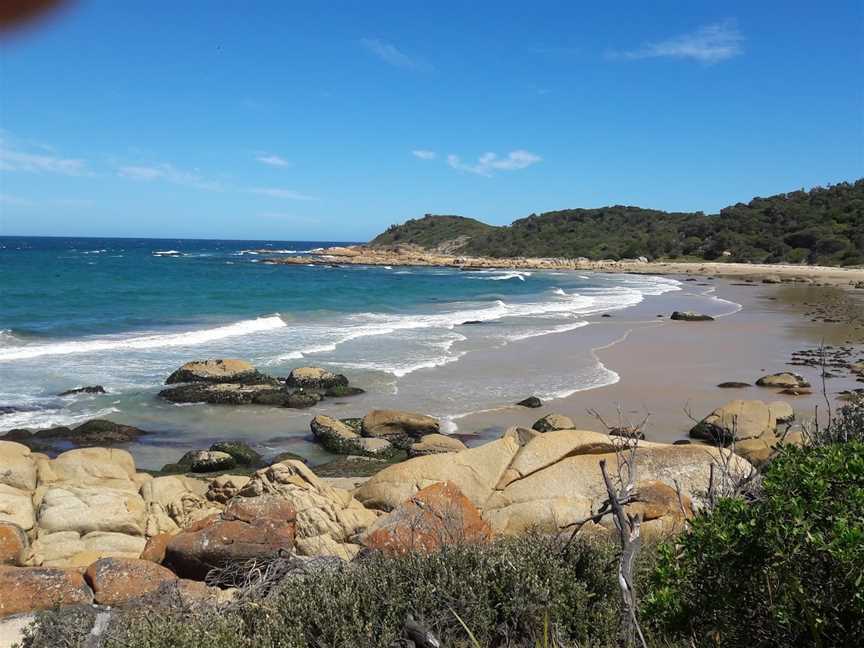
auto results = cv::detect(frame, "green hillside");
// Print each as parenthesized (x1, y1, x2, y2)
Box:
(370, 180, 864, 266)
(370, 214, 496, 249)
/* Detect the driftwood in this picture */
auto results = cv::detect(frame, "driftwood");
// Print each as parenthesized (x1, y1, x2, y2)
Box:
(600, 456, 647, 648)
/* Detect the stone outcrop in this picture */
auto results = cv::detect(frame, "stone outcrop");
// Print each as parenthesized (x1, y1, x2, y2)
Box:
(362, 482, 490, 553)
(361, 410, 440, 449)
(237, 460, 378, 559)
(0, 442, 37, 532)
(84, 557, 177, 606)
(531, 413, 575, 432)
(689, 399, 777, 445)
(408, 434, 467, 458)
(0, 523, 27, 566)
(140, 475, 221, 536)
(163, 495, 296, 580)
(0, 566, 92, 618)
(355, 429, 748, 538)
(689, 399, 800, 465)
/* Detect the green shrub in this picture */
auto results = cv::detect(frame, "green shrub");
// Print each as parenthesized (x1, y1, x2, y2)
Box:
(644, 441, 864, 647)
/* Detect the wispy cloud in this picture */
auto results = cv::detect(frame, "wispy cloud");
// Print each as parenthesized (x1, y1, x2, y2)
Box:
(118, 163, 223, 191)
(0, 141, 89, 176)
(361, 38, 424, 69)
(255, 153, 290, 167)
(610, 20, 743, 64)
(0, 193, 33, 206)
(412, 149, 437, 160)
(447, 150, 542, 177)
(249, 187, 316, 201)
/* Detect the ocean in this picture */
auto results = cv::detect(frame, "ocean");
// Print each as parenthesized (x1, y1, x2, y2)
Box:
(0, 236, 692, 468)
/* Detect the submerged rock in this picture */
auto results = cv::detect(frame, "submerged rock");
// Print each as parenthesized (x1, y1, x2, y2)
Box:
(58, 385, 106, 396)
(2, 419, 147, 451)
(717, 381, 752, 389)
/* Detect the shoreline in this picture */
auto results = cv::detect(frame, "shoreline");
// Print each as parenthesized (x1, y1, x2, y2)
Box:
(453, 277, 864, 445)
(263, 244, 864, 286)
(2, 269, 862, 471)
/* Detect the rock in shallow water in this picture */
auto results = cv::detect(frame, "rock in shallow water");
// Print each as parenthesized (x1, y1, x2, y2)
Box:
(670, 311, 714, 321)
(756, 372, 810, 389)
(516, 396, 543, 408)
(361, 410, 440, 449)
(165, 359, 270, 385)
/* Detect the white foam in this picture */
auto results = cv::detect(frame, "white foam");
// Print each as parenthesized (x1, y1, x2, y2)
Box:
(0, 406, 120, 432)
(468, 270, 532, 281)
(153, 250, 182, 256)
(0, 315, 287, 361)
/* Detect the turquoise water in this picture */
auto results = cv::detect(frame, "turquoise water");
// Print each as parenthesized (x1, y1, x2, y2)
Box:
(0, 236, 687, 464)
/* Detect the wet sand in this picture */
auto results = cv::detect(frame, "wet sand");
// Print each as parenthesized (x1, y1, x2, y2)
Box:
(455, 278, 864, 444)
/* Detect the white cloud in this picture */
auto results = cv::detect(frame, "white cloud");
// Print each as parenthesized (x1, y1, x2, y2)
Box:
(249, 187, 316, 201)
(255, 153, 290, 167)
(412, 150, 437, 160)
(361, 38, 421, 69)
(447, 150, 542, 177)
(611, 20, 743, 64)
(118, 163, 222, 191)
(0, 142, 88, 176)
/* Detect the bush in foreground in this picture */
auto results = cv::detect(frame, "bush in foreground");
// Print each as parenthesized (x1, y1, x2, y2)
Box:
(644, 438, 864, 647)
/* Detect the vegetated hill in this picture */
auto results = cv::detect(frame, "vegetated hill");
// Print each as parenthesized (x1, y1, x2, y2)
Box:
(371, 180, 864, 265)
(370, 214, 496, 251)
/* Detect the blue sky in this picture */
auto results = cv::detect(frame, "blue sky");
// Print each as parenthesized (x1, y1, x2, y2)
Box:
(1, 0, 862, 241)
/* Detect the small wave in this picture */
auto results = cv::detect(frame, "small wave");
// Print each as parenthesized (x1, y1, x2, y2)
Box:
(82, 249, 107, 255)
(0, 406, 121, 433)
(0, 315, 287, 362)
(153, 250, 182, 257)
(469, 271, 532, 281)
(383, 266, 393, 270)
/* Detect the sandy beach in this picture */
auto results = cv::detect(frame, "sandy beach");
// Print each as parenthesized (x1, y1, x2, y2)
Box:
(455, 277, 864, 444)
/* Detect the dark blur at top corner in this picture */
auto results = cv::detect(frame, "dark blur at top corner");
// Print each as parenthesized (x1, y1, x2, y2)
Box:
(0, 0, 73, 40)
